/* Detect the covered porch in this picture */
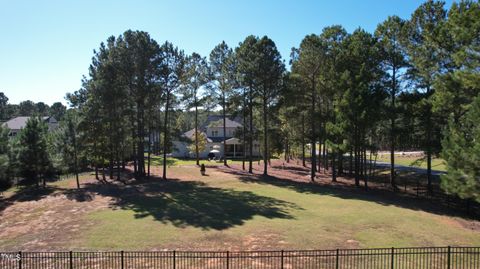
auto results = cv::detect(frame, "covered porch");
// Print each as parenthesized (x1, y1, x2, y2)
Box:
(224, 138, 244, 158)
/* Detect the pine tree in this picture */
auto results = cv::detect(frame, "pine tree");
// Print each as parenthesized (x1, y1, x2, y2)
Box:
(291, 34, 327, 181)
(18, 117, 51, 187)
(49, 102, 67, 121)
(182, 52, 210, 165)
(441, 96, 480, 203)
(403, 0, 447, 193)
(158, 41, 185, 179)
(209, 41, 237, 166)
(0, 125, 10, 191)
(54, 110, 82, 188)
(236, 35, 261, 173)
(375, 16, 409, 189)
(256, 36, 285, 176)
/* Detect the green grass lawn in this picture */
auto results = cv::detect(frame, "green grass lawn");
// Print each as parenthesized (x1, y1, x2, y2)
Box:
(80, 167, 477, 250)
(148, 156, 261, 166)
(376, 155, 447, 172)
(1, 166, 477, 251)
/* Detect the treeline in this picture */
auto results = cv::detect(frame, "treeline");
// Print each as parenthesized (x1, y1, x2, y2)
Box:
(0, 111, 82, 190)
(286, 0, 479, 201)
(0, 93, 69, 190)
(0, 93, 67, 121)
(1, 1, 478, 204)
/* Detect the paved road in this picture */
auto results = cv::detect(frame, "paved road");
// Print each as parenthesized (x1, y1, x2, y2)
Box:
(373, 161, 446, 176)
(315, 151, 446, 176)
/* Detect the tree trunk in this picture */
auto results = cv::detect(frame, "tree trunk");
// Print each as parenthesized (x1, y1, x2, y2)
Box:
(310, 78, 317, 181)
(263, 96, 268, 176)
(195, 99, 199, 166)
(390, 65, 397, 189)
(248, 87, 253, 174)
(301, 114, 306, 167)
(349, 148, 353, 176)
(332, 150, 337, 182)
(101, 166, 106, 181)
(364, 147, 368, 189)
(339, 153, 344, 175)
(162, 92, 170, 180)
(117, 149, 122, 181)
(109, 153, 114, 180)
(242, 92, 246, 171)
(137, 105, 145, 178)
(132, 143, 137, 175)
(73, 130, 80, 189)
(222, 92, 227, 166)
(285, 136, 290, 163)
(426, 86, 433, 194)
(147, 128, 152, 178)
(319, 139, 323, 173)
(132, 117, 137, 175)
(324, 143, 328, 173)
(354, 127, 360, 186)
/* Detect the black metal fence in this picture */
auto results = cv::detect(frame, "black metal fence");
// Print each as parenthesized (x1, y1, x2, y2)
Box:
(1, 246, 479, 269)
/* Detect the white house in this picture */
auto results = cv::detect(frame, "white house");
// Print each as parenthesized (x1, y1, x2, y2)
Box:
(172, 115, 261, 159)
(3, 116, 59, 137)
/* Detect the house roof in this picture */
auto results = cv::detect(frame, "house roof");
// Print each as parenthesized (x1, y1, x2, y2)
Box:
(3, 116, 55, 130)
(182, 115, 243, 143)
(199, 115, 243, 130)
(183, 129, 213, 143)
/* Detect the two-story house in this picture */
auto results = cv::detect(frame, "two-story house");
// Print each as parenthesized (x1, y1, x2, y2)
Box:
(3, 116, 59, 137)
(172, 115, 260, 159)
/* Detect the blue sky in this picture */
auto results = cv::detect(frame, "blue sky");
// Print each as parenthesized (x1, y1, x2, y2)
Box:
(0, 0, 453, 105)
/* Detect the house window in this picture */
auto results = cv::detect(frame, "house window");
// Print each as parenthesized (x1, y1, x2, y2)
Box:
(212, 130, 218, 137)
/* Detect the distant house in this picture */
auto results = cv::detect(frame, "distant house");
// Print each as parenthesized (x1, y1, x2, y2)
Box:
(3, 116, 59, 137)
(172, 115, 261, 159)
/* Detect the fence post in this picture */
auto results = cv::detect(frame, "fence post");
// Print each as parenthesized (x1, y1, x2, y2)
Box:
(18, 251, 21, 269)
(69, 251, 73, 269)
(390, 247, 395, 269)
(280, 250, 284, 269)
(226, 251, 230, 269)
(121, 251, 124, 269)
(173, 250, 176, 269)
(335, 249, 339, 269)
(447, 246, 451, 269)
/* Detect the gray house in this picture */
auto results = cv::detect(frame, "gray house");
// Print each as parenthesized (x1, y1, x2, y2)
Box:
(3, 116, 59, 137)
(172, 115, 260, 159)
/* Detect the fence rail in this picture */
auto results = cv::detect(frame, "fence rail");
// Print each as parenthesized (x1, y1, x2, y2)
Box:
(1, 246, 479, 269)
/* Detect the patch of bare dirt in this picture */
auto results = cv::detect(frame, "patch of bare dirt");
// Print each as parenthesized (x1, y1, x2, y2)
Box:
(241, 233, 287, 251)
(0, 185, 112, 251)
(444, 218, 480, 232)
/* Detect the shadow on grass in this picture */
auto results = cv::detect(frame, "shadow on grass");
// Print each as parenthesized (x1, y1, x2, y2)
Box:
(220, 167, 478, 220)
(271, 165, 310, 177)
(0, 186, 57, 213)
(73, 176, 300, 230)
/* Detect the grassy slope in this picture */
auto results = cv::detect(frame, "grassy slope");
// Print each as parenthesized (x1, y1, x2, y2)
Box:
(376, 155, 447, 172)
(78, 166, 478, 250)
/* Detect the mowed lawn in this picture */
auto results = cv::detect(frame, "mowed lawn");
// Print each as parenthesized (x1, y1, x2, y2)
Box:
(0, 165, 478, 251)
(376, 154, 447, 172)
